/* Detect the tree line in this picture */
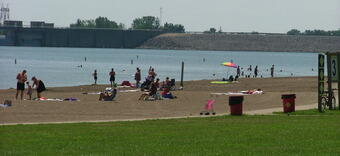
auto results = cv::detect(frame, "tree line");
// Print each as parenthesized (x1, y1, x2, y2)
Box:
(287, 29, 340, 36)
(70, 16, 185, 33)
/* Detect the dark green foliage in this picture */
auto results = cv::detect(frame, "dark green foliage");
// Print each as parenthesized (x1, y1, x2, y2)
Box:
(204, 27, 217, 33)
(162, 22, 185, 33)
(287, 29, 301, 35)
(70, 17, 125, 29)
(287, 29, 340, 36)
(132, 16, 160, 30)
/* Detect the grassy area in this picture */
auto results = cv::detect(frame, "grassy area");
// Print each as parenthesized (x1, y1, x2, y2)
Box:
(274, 108, 340, 115)
(1, 114, 340, 155)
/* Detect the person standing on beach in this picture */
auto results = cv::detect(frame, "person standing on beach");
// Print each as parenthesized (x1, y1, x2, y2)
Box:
(32, 76, 46, 98)
(148, 67, 157, 81)
(237, 66, 241, 77)
(15, 70, 27, 100)
(109, 68, 116, 87)
(270, 65, 275, 77)
(26, 82, 33, 100)
(93, 70, 98, 85)
(135, 68, 141, 88)
(254, 66, 258, 78)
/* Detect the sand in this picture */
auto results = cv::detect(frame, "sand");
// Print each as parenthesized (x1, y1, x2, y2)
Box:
(0, 77, 318, 124)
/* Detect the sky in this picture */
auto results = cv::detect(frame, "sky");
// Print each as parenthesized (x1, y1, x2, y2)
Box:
(2, 0, 340, 33)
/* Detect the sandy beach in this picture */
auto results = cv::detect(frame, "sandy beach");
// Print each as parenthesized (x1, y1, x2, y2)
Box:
(0, 77, 318, 124)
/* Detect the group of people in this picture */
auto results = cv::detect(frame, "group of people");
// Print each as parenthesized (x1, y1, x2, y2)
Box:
(92, 66, 175, 101)
(139, 67, 176, 100)
(236, 64, 275, 78)
(92, 68, 117, 87)
(15, 70, 46, 100)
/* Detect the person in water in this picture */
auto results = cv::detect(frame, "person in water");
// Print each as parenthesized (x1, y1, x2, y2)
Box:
(32, 76, 46, 98)
(109, 68, 116, 87)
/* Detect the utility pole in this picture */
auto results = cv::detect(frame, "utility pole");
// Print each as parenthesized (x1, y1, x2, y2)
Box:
(0, 3, 10, 25)
(159, 7, 163, 26)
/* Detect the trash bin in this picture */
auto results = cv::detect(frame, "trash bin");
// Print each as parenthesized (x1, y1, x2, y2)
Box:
(281, 94, 296, 113)
(229, 96, 244, 115)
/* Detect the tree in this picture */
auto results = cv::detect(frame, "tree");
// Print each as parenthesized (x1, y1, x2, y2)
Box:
(118, 23, 125, 29)
(209, 28, 216, 33)
(204, 27, 216, 33)
(95, 16, 118, 29)
(70, 19, 95, 28)
(70, 17, 123, 29)
(132, 16, 160, 30)
(287, 29, 301, 35)
(162, 22, 185, 33)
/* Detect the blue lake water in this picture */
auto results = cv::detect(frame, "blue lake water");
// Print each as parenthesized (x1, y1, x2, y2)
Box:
(0, 46, 318, 89)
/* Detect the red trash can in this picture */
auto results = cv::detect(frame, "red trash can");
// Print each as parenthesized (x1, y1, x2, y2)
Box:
(229, 96, 244, 115)
(281, 94, 296, 113)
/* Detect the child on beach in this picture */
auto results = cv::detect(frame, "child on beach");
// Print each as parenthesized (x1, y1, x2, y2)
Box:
(26, 81, 32, 100)
(93, 70, 98, 85)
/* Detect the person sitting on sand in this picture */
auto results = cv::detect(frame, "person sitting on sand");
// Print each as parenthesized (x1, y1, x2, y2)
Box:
(161, 87, 176, 99)
(228, 75, 234, 82)
(160, 77, 172, 90)
(141, 75, 153, 91)
(32, 77, 46, 98)
(16, 70, 27, 100)
(149, 80, 158, 97)
(155, 78, 160, 89)
(99, 87, 117, 101)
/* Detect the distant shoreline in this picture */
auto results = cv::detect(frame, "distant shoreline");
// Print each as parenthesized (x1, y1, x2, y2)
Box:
(140, 33, 340, 53)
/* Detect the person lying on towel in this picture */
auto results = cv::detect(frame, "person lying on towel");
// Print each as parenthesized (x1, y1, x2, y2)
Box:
(99, 87, 117, 101)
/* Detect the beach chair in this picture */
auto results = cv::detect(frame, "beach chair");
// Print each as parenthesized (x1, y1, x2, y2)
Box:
(200, 99, 216, 115)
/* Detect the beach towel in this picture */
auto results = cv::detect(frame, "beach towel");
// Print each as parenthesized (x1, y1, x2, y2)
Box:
(211, 92, 246, 96)
(119, 89, 139, 93)
(210, 81, 239, 84)
(121, 81, 131, 86)
(64, 98, 78, 101)
(210, 81, 231, 84)
(0, 104, 11, 107)
(33, 97, 77, 101)
(240, 90, 263, 95)
(82, 92, 102, 95)
(211, 90, 263, 96)
(46, 98, 64, 101)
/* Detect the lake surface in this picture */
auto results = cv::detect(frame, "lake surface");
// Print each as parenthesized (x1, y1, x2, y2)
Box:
(0, 46, 318, 89)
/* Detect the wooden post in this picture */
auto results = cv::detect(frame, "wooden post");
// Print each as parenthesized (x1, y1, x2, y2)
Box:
(338, 53, 340, 110)
(180, 61, 184, 87)
(327, 53, 333, 110)
(318, 54, 324, 112)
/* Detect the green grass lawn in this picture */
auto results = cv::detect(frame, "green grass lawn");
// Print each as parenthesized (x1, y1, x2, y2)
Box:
(1, 111, 340, 156)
